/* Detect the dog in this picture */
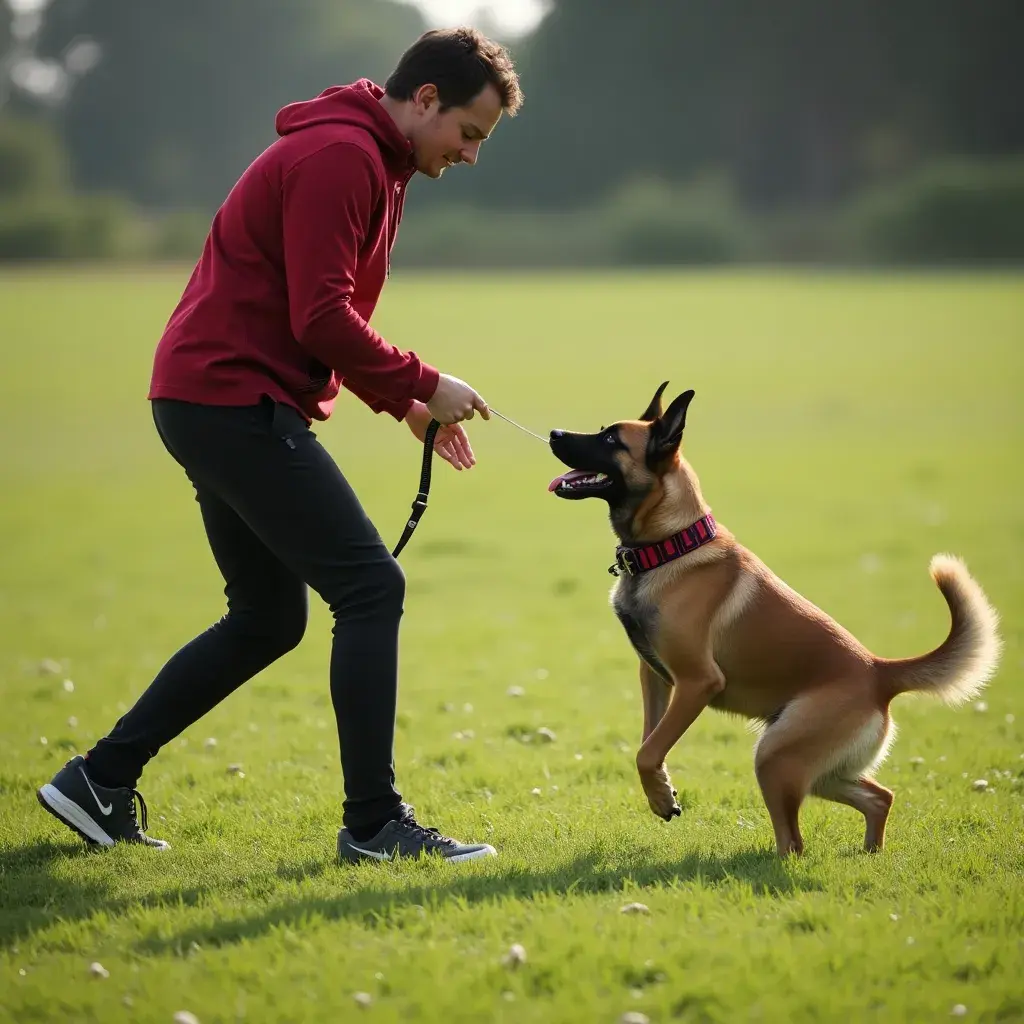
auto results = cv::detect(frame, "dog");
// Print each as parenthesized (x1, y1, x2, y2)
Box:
(548, 382, 1001, 856)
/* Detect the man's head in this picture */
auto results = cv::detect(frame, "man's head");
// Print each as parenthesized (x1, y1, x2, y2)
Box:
(382, 27, 523, 178)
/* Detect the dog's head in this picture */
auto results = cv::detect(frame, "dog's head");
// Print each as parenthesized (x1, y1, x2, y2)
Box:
(548, 382, 703, 543)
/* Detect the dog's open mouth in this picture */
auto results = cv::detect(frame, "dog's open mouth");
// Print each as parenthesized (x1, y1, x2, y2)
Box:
(548, 469, 613, 495)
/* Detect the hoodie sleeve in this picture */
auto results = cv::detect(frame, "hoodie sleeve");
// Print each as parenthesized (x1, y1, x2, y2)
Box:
(281, 142, 439, 409)
(341, 377, 415, 422)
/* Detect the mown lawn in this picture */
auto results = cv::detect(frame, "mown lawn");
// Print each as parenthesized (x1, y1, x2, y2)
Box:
(1, 268, 1022, 1022)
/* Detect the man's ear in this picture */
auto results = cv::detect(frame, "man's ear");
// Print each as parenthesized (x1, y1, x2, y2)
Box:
(413, 83, 439, 110)
(647, 389, 695, 464)
(639, 381, 670, 421)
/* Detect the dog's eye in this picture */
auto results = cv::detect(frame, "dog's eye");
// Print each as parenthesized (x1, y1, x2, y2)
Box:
(604, 433, 617, 445)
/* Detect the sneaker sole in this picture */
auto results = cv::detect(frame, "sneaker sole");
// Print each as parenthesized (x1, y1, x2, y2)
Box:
(339, 840, 497, 864)
(447, 845, 498, 863)
(37, 784, 115, 846)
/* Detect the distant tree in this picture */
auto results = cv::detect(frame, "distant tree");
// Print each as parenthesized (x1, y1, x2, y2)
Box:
(32, 0, 427, 208)
(453, 0, 1024, 211)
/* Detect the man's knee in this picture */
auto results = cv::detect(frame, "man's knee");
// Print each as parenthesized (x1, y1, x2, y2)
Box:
(226, 591, 309, 656)
(359, 556, 406, 616)
(270, 595, 310, 653)
(326, 556, 406, 620)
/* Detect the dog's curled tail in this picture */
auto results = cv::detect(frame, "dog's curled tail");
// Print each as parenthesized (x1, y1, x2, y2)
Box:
(878, 554, 1001, 705)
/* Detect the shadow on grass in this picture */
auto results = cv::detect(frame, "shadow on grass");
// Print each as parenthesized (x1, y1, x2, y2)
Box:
(0, 837, 820, 954)
(139, 845, 820, 954)
(0, 839, 210, 950)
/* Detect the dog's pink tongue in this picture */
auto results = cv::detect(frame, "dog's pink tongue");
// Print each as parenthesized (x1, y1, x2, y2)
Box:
(548, 470, 587, 492)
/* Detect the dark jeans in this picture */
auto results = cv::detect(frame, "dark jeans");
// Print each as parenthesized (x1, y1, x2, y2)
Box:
(86, 397, 405, 830)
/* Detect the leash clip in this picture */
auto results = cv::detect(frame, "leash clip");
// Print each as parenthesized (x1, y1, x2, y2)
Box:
(609, 549, 636, 577)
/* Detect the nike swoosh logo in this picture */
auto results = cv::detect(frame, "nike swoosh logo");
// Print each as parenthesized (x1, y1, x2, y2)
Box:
(344, 842, 391, 861)
(79, 767, 113, 815)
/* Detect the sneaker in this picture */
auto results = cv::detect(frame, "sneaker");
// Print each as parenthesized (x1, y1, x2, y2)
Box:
(338, 807, 496, 864)
(37, 755, 168, 849)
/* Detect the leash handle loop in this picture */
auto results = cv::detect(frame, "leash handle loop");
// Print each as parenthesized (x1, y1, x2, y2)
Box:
(392, 418, 440, 559)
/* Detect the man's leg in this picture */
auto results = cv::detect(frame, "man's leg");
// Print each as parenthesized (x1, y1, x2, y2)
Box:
(84, 483, 309, 789)
(143, 398, 408, 833)
(39, 404, 310, 845)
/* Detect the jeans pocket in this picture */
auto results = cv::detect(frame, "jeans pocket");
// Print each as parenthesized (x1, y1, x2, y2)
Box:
(263, 397, 312, 450)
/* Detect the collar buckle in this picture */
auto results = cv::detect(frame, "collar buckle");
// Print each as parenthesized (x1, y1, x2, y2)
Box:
(609, 548, 637, 577)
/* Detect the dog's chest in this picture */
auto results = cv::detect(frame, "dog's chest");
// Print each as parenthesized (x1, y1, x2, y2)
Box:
(612, 583, 671, 681)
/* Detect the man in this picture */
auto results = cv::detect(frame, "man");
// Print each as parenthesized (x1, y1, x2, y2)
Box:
(37, 28, 523, 864)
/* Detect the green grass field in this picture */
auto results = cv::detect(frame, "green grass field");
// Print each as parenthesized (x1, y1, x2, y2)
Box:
(1, 268, 1022, 1023)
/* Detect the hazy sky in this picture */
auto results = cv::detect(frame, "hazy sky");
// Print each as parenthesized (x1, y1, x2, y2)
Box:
(4, 0, 551, 40)
(398, 0, 551, 37)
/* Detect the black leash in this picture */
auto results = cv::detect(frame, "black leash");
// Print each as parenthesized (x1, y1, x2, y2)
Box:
(390, 408, 546, 559)
(392, 418, 440, 559)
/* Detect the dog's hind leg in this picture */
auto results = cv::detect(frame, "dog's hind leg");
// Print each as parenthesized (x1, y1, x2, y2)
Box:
(753, 751, 808, 857)
(753, 683, 881, 857)
(811, 710, 895, 852)
(812, 776, 894, 852)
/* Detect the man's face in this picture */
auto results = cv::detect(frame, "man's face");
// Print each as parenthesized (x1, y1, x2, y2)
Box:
(408, 82, 504, 178)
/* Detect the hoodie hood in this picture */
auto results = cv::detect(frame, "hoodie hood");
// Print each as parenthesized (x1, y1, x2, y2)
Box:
(275, 79, 414, 170)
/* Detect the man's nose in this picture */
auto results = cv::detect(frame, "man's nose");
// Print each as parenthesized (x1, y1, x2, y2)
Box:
(460, 141, 481, 166)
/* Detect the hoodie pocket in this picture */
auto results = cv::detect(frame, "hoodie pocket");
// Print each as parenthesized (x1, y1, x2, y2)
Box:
(294, 357, 333, 394)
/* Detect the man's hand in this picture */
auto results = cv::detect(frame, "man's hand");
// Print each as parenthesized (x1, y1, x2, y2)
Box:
(426, 373, 490, 425)
(405, 401, 476, 471)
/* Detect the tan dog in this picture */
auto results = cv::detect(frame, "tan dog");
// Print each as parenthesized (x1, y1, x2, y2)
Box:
(548, 382, 1001, 856)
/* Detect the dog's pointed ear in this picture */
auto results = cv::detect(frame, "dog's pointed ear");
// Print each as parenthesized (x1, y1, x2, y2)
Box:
(640, 381, 670, 422)
(648, 389, 695, 463)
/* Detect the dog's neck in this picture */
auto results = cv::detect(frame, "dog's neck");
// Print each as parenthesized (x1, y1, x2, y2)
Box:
(612, 457, 710, 545)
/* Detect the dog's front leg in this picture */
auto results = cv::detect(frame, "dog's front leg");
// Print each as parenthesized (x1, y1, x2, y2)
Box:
(640, 660, 671, 742)
(636, 662, 724, 820)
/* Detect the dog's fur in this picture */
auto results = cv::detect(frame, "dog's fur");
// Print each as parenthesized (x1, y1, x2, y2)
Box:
(548, 383, 1001, 856)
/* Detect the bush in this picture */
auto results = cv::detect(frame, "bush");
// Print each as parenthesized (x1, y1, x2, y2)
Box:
(0, 116, 69, 198)
(0, 115, 150, 261)
(604, 177, 750, 265)
(0, 194, 143, 261)
(0, 115, 216, 262)
(846, 158, 1024, 263)
(149, 208, 211, 260)
(393, 176, 751, 270)
(393, 206, 606, 269)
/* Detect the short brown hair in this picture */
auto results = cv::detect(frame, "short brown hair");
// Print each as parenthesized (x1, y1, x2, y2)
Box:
(385, 27, 523, 116)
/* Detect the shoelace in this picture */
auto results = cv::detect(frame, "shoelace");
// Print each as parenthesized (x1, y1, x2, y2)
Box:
(396, 811, 457, 847)
(128, 789, 149, 834)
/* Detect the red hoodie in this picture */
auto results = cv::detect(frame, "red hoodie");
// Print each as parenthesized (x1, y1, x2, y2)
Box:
(148, 79, 439, 423)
